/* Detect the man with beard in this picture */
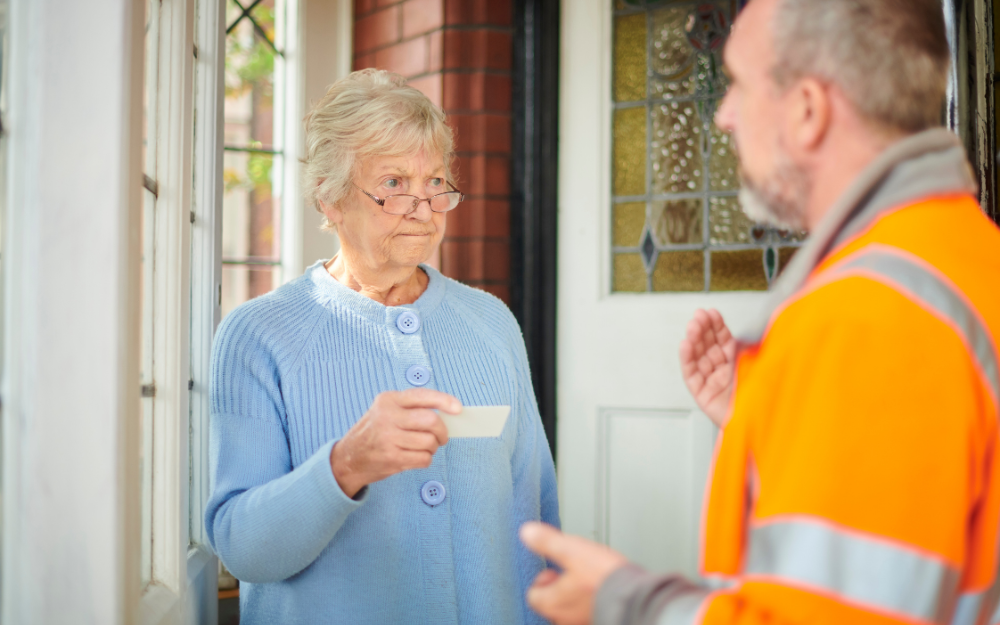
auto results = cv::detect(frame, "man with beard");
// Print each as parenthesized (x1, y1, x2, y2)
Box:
(519, 0, 1000, 623)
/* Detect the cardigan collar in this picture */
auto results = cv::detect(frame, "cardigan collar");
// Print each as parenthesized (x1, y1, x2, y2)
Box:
(306, 259, 448, 325)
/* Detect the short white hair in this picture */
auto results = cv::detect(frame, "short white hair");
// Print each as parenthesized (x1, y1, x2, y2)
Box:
(302, 69, 455, 230)
(771, 0, 950, 134)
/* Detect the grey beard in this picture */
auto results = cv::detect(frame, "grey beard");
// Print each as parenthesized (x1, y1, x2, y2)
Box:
(737, 156, 810, 231)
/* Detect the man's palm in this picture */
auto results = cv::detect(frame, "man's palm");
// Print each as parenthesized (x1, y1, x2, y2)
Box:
(679, 308, 736, 428)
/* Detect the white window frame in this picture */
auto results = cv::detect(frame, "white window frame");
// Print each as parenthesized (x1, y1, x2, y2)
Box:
(1, 0, 351, 621)
(139, 0, 226, 622)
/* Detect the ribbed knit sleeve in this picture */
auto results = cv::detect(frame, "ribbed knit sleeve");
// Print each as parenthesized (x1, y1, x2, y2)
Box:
(501, 306, 561, 625)
(205, 297, 367, 583)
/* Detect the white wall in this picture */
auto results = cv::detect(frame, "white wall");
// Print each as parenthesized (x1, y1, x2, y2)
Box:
(2, 0, 144, 622)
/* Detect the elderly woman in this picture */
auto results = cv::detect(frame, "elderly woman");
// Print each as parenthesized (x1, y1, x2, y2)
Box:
(205, 69, 559, 624)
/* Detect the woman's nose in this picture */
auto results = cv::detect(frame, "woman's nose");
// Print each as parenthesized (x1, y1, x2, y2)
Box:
(406, 197, 435, 222)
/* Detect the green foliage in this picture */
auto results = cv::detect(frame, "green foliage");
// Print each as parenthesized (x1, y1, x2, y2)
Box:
(225, 2, 276, 100)
(224, 154, 273, 197)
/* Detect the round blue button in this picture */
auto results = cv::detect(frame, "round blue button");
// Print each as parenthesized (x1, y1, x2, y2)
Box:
(406, 365, 431, 387)
(396, 311, 420, 334)
(421, 480, 446, 506)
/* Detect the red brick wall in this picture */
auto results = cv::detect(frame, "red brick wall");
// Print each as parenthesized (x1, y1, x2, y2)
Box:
(353, 0, 514, 303)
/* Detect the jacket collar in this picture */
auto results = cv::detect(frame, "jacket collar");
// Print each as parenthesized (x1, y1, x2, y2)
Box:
(736, 128, 977, 345)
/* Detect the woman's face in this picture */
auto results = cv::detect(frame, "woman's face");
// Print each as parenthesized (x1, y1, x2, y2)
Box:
(325, 150, 449, 273)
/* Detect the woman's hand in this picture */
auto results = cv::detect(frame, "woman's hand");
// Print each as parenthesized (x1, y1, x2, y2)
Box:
(679, 308, 736, 428)
(330, 389, 461, 498)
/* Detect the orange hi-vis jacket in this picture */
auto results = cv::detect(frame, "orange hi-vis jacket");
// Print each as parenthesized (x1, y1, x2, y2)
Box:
(594, 130, 1000, 625)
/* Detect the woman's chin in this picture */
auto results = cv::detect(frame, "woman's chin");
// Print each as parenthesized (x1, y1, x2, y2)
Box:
(389, 244, 437, 268)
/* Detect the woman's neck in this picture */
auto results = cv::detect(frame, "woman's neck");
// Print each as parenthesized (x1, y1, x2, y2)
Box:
(325, 253, 429, 306)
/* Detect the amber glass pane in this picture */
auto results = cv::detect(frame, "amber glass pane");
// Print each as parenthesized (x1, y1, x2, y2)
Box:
(614, 106, 648, 196)
(778, 246, 799, 276)
(708, 195, 755, 245)
(652, 251, 704, 291)
(651, 101, 703, 194)
(709, 122, 739, 190)
(614, 14, 647, 102)
(710, 250, 768, 291)
(614, 254, 648, 292)
(613, 202, 647, 247)
(652, 199, 702, 245)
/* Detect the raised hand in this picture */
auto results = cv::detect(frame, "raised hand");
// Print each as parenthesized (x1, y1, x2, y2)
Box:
(679, 308, 736, 428)
(519, 522, 628, 625)
(330, 389, 461, 497)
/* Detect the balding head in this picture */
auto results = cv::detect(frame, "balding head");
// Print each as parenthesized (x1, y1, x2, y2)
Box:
(771, 0, 949, 135)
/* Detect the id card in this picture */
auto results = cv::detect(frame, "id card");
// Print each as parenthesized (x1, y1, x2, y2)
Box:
(440, 405, 510, 438)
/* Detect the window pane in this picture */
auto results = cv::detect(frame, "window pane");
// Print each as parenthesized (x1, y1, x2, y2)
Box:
(223, 0, 284, 317)
(223, 150, 281, 261)
(225, 0, 276, 149)
(652, 199, 702, 245)
(651, 101, 703, 195)
(611, 0, 803, 293)
(221, 264, 282, 318)
(613, 254, 647, 292)
(652, 251, 704, 292)
(613, 202, 646, 247)
(613, 106, 647, 197)
(614, 13, 647, 103)
(710, 249, 768, 292)
(708, 195, 755, 245)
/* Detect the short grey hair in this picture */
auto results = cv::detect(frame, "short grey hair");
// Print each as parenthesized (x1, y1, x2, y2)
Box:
(771, 0, 950, 134)
(302, 69, 455, 230)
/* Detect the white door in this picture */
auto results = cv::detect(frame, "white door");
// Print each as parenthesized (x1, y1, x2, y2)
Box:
(557, 0, 797, 578)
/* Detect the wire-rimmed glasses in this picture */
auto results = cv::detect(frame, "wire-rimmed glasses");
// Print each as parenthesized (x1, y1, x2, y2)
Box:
(354, 181, 465, 216)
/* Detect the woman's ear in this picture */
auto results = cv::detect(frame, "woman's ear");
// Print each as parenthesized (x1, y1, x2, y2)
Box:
(319, 199, 344, 228)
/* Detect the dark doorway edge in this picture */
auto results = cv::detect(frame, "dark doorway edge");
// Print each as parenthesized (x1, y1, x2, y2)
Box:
(511, 0, 560, 460)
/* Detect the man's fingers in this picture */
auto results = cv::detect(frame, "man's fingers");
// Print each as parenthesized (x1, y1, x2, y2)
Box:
(391, 388, 462, 414)
(533, 568, 560, 588)
(520, 522, 573, 568)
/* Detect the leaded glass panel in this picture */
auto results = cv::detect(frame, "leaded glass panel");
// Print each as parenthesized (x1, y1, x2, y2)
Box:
(611, 0, 806, 293)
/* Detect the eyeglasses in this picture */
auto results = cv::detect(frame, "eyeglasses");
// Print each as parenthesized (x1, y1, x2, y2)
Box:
(353, 181, 465, 216)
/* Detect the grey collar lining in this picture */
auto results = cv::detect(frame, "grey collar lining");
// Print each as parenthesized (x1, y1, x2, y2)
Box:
(736, 128, 977, 345)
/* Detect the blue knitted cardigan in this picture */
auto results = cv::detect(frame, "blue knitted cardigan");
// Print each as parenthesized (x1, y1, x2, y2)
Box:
(205, 261, 560, 625)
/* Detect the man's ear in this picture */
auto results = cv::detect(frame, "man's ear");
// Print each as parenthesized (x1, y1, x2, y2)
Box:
(788, 77, 831, 153)
(319, 198, 344, 228)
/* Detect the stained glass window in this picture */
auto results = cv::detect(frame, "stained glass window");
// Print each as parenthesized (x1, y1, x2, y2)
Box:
(222, 0, 286, 317)
(611, 0, 805, 293)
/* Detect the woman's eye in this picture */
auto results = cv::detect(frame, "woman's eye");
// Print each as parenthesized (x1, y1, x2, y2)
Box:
(429, 178, 443, 188)
(384, 179, 400, 189)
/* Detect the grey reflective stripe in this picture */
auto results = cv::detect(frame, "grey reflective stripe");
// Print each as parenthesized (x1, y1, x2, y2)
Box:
(953, 586, 1000, 625)
(952, 592, 983, 625)
(831, 249, 1000, 405)
(745, 520, 960, 622)
(656, 588, 713, 625)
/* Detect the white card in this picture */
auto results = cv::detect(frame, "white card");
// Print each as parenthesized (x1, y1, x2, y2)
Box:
(440, 405, 510, 439)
